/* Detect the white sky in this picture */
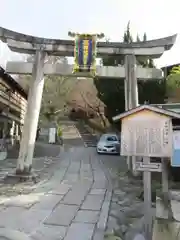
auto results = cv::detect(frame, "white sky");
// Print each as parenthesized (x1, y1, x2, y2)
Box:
(0, 0, 179, 68)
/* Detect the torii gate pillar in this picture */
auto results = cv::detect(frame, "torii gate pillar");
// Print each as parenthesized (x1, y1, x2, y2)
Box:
(125, 55, 139, 174)
(16, 49, 46, 174)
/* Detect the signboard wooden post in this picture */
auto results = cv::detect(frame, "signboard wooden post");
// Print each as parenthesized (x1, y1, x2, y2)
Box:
(112, 105, 180, 240)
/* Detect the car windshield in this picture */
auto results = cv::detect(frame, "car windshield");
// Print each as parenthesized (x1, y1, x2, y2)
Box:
(99, 134, 119, 142)
(106, 136, 118, 141)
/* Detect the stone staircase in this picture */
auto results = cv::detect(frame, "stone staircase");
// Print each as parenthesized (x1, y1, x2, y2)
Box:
(75, 122, 98, 147)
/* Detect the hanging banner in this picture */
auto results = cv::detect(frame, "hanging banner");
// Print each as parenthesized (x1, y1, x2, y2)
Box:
(73, 34, 97, 76)
(68, 32, 104, 76)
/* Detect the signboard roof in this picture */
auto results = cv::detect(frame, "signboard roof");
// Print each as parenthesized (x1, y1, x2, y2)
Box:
(112, 105, 180, 122)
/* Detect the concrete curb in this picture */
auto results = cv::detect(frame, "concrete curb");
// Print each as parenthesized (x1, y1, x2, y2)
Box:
(97, 190, 112, 230)
(0, 228, 32, 240)
(93, 190, 112, 239)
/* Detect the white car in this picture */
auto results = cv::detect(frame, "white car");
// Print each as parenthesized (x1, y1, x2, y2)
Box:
(96, 133, 120, 155)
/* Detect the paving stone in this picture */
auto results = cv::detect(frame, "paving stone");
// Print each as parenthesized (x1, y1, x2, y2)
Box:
(73, 210, 100, 223)
(89, 189, 106, 195)
(14, 209, 52, 234)
(44, 204, 79, 226)
(0, 228, 31, 240)
(68, 164, 80, 173)
(64, 223, 95, 240)
(2, 194, 39, 208)
(31, 194, 63, 210)
(92, 181, 107, 189)
(31, 224, 67, 240)
(63, 174, 79, 182)
(48, 184, 71, 195)
(81, 195, 104, 211)
(0, 208, 50, 234)
(61, 183, 91, 205)
(0, 206, 26, 227)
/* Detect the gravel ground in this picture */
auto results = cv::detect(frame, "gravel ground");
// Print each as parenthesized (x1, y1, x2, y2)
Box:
(96, 150, 153, 240)
(0, 143, 69, 197)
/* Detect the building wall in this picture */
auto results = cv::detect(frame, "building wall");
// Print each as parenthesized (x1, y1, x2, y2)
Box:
(0, 76, 27, 125)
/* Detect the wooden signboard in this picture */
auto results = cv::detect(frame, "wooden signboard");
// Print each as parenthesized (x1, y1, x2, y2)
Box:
(121, 109, 173, 158)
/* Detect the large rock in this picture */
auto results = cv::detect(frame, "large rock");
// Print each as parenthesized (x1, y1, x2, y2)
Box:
(121, 203, 144, 218)
(124, 217, 145, 240)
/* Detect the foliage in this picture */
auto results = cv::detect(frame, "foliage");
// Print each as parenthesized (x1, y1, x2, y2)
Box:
(94, 77, 125, 123)
(104, 232, 122, 240)
(166, 66, 180, 95)
(20, 54, 80, 124)
(79, 90, 107, 127)
(57, 125, 63, 137)
(40, 74, 79, 123)
(170, 65, 180, 75)
(94, 22, 165, 123)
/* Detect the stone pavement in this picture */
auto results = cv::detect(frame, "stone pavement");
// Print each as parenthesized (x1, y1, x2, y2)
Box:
(0, 147, 112, 240)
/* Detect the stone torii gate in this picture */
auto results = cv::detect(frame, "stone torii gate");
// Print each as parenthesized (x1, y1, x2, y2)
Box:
(0, 27, 177, 175)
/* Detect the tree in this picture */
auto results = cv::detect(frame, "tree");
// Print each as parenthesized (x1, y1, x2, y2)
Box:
(143, 32, 147, 41)
(66, 78, 107, 126)
(94, 77, 125, 124)
(136, 34, 141, 42)
(18, 55, 78, 124)
(40, 75, 79, 123)
(169, 65, 180, 75)
(94, 22, 165, 123)
(123, 21, 133, 43)
(166, 66, 180, 101)
(79, 90, 107, 127)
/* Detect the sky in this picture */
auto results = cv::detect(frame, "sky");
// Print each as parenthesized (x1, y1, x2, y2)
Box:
(0, 0, 180, 68)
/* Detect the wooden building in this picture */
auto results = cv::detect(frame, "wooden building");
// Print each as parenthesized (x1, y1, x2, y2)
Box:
(0, 66, 27, 141)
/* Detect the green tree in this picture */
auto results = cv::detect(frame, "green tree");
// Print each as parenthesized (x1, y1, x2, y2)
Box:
(136, 34, 141, 42)
(166, 66, 180, 98)
(169, 65, 180, 75)
(94, 22, 165, 123)
(143, 32, 147, 41)
(123, 21, 133, 43)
